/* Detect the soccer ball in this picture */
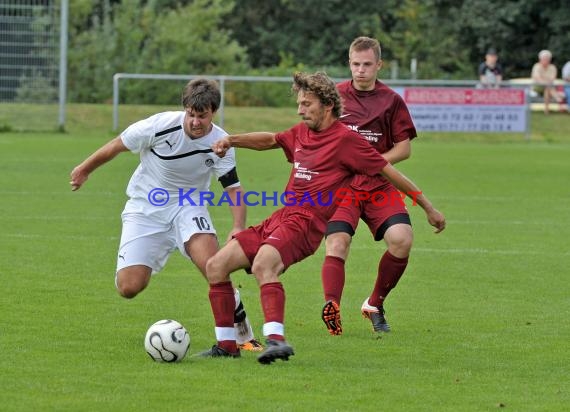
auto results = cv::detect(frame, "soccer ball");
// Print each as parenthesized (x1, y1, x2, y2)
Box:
(144, 319, 190, 362)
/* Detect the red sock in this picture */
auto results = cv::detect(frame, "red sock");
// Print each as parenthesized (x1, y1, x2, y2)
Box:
(260, 282, 285, 341)
(209, 281, 238, 353)
(369, 251, 408, 307)
(321, 255, 345, 304)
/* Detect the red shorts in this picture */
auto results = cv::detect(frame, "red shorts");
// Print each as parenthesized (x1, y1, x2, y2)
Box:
(329, 184, 409, 240)
(234, 206, 327, 270)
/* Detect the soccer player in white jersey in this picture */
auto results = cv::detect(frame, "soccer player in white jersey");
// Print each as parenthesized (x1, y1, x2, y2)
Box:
(70, 78, 262, 351)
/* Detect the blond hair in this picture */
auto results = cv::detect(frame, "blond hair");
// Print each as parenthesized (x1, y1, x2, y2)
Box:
(349, 36, 382, 61)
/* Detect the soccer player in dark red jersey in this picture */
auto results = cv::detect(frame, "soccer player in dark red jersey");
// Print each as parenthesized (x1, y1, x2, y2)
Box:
(200, 71, 445, 364)
(321, 36, 418, 336)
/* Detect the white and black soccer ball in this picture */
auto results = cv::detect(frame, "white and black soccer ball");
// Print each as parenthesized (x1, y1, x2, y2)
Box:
(144, 319, 190, 362)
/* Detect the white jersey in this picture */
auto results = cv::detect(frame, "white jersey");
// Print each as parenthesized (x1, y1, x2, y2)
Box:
(120, 111, 238, 217)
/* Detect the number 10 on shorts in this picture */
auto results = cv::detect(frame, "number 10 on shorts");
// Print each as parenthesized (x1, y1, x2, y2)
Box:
(193, 216, 211, 231)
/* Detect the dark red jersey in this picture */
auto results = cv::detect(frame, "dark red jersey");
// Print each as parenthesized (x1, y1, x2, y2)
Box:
(337, 80, 416, 191)
(275, 119, 388, 222)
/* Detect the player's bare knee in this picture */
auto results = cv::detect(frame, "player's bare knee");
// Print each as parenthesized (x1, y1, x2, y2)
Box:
(205, 255, 226, 283)
(387, 233, 413, 257)
(115, 268, 148, 299)
(116, 281, 141, 299)
(251, 267, 279, 286)
(250, 261, 264, 279)
(326, 233, 350, 258)
(251, 261, 282, 285)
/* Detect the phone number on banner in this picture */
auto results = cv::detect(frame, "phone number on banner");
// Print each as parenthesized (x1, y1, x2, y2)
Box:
(408, 105, 526, 132)
(399, 88, 527, 133)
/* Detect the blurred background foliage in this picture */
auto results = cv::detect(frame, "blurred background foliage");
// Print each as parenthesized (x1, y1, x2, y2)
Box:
(66, 0, 570, 105)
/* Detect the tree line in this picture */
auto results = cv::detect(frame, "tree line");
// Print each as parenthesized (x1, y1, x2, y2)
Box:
(68, 0, 570, 104)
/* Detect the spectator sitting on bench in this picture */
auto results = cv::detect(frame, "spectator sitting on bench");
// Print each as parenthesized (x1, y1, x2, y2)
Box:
(531, 49, 566, 114)
(478, 48, 503, 89)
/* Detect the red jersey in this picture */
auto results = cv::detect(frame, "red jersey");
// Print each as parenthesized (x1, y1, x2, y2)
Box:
(337, 80, 416, 191)
(275, 119, 388, 222)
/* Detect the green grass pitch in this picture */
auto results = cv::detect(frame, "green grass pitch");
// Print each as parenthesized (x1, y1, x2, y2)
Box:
(0, 105, 568, 411)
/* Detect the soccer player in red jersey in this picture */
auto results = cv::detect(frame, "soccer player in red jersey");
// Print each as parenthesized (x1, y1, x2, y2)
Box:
(201, 71, 445, 364)
(321, 36, 418, 336)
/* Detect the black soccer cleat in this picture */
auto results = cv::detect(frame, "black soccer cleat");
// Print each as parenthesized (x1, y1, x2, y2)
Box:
(198, 345, 240, 358)
(257, 339, 295, 365)
(361, 298, 391, 333)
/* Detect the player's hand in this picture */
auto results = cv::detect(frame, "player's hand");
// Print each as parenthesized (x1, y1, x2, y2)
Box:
(226, 226, 245, 243)
(426, 208, 446, 233)
(70, 166, 88, 191)
(211, 138, 231, 158)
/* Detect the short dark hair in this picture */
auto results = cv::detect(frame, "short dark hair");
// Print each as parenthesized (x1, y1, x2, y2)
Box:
(349, 36, 382, 61)
(292, 71, 343, 118)
(181, 78, 221, 112)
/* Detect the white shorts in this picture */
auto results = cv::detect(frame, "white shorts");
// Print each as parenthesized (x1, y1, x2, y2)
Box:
(116, 204, 217, 275)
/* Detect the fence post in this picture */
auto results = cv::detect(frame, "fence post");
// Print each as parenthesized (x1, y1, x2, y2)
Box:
(219, 76, 225, 129)
(410, 58, 417, 80)
(525, 87, 531, 140)
(113, 74, 120, 132)
(391, 61, 399, 80)
(58, 0, 69, 131)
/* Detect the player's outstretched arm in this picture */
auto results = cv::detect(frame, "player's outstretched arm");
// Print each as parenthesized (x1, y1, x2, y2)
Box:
(212, 132, 279, 157)
(224, 185, 246, 242)
(70, 136, 129, 191)
(380, 163, 446, 233)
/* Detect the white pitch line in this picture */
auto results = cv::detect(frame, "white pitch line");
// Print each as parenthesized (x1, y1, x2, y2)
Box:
(429, 194, 541, 201)
(412, 247, 568, 256)
(0, 190, 117, 196)
(2, 233, 568, 256)
(1, 233, 119, 241)
(441, 220, 564, 225)
(0, 216, 117, 221)
(2, 214, 566, 226)
(3, 216, 557, 226)
(349, 245, 569, 256)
